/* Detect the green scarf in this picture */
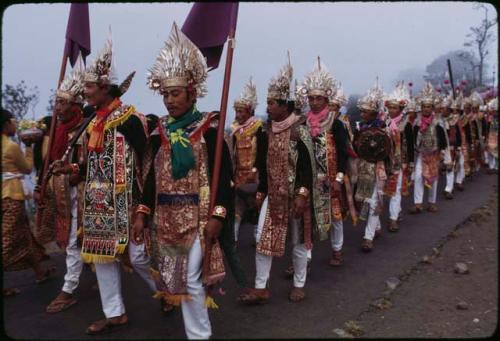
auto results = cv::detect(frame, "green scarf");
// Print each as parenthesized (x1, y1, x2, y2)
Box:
(166, 106, 203, 179)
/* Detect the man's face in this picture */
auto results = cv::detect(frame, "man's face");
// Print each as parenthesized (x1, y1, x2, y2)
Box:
(266, 98, 288, 121)
(54, 97, 75, 123)
(234, 106, 252, 125)
(441, 107, 451, 117)
(407, 111, 416, 120)
(387, 104, 401, 118)
(421, 104, 433, 117)
(84, 82, 109, 107)
(360, 110, 376, 122)
(308, 95, 328, 114)
(161, 86, 195, 119)
(464, 104, 472, 114)
(472, 106, 479, 113)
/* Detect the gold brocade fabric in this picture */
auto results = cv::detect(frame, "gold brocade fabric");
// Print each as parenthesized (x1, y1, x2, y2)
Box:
(257, 128, 292, 257)
(52, 127, 84, 249)
(384, 123, 409, 197)
(35, 180, 56, 245)
(151, 116, 225, 301)
(234, 134, 258, 186)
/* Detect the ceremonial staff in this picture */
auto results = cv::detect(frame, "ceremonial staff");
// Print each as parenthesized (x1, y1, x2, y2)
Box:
(36, 4, 90, 229)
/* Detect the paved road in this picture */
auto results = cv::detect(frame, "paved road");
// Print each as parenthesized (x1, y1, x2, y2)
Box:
(2, 171, 497, 339)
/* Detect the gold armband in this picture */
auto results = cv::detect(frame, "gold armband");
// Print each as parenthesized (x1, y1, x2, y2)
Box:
(69, 163, 80, 175)
(296, 187, 310, 198)
(136, 204, 151, 216)
(212, 205, 227, 219)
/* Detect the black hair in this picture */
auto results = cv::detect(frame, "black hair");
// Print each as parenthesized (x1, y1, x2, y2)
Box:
(33, 115, 52, 173)
(276, 99, 295, 114)
(1, 108, 14, 129)
(146, 113, 159, 134)
(108, 84, 122, 98)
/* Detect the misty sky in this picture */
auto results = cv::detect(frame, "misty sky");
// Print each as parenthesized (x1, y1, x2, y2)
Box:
(2, 2, 498, 123)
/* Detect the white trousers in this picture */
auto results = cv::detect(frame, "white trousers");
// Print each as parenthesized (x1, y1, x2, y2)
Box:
(445, 169, 455, 194)
(388, 171, 403, 221)
(181, 235, 211, 340)
(413, 154, 438, 205)
(363, 183, 382, 241)
(255, 197, 308, 289)
(94, 239, 156, 318)
(455, 152, 465, 185)
(487, 152, 498, 170)
(234, 219, 257, 243)
(330, 220, 344, 251)
(62, 187, 84, 294)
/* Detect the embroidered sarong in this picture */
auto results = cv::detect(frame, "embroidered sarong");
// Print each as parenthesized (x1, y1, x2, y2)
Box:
(151, 114, 225, 306)
(2, 198, 45, 271)
(257, 128, 291, 257)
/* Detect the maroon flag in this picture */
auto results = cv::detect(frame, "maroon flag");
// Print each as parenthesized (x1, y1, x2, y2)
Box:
(64, 3, 91, 67)
(181, 2, 238, 70)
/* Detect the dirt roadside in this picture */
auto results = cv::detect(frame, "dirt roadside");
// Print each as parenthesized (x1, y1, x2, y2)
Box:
(334, 189, 498, 338)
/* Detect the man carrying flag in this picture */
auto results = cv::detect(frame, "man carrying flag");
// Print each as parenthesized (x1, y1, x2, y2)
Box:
(137, 23, 233, 339)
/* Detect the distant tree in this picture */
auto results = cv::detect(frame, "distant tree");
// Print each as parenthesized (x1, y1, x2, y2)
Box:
(1, 81, 40, 120)
(463, 4, 497, 87)
(424, 49, 481, 95)
(46, 88, 56, 114)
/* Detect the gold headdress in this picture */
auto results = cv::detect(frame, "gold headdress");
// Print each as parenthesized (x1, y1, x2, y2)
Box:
(384, 81, 410, 108)
(57, 54, 85, 103)
(470, 91, 484, 107)
(417, 82, 437, 106)
(267, 52, 293, 101)
(487, 97, 497, 111)
(84, 29, 117, 85)
(358, 78, 384, 112)
(297, 56, 336, 100)
(234, 77, 258, 111)
(147, 22, 208, 97)
(330, 81, 347, 107)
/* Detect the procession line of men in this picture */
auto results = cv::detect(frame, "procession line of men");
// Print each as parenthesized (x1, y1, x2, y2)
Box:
(2, 22, 498, 339)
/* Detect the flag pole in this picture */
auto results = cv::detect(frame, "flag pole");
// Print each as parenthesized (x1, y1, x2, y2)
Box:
(209, 27, 236, 211)
(203, 27, 236, 286)
(36, 44, 69, 229)
(447, 59, 456, 100)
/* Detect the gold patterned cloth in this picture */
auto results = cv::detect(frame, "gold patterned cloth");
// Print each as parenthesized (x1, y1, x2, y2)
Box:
(232, 119, 262, 187)
(35, 181, 56, 246)
(257, 120, 318, 257)
(150, 115, 225, 305)
(2, 198, 46, 271)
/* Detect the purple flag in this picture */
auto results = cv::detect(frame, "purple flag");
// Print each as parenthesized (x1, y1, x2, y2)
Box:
(64, 3, 91, 67)
(181, 2, 238, 70)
